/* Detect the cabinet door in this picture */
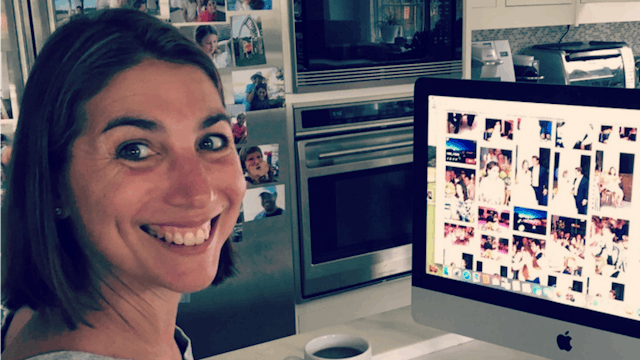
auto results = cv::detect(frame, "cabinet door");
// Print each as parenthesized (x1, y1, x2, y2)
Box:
(467, 1, 575, 30)
(581, 0, 638, 3)
(472, 0, 498, 7)
(577, 0, 640, 23)
(506, 0, 572, 5)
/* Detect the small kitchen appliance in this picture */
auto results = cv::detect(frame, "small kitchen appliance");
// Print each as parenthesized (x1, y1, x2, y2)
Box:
(471, 40, 516, 82)
(523, 41, 636, 88)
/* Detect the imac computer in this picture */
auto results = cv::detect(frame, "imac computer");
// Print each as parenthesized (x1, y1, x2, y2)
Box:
(412, 78, 639, 359)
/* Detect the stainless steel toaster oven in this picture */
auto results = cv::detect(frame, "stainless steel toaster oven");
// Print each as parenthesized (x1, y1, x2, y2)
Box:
(523, 41, 636, 88)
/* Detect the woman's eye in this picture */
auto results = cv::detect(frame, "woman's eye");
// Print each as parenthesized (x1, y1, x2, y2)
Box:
(199, 134, 228, 151)
(116, 142, 152, 161)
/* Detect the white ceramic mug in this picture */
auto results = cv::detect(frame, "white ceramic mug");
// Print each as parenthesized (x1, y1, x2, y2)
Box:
(304, 333, 371, 360)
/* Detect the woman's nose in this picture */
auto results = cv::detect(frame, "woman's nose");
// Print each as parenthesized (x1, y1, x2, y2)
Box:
(164, 155, 213, 209)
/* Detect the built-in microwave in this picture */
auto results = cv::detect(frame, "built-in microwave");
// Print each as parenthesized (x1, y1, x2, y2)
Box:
(287, 0, 463, 93)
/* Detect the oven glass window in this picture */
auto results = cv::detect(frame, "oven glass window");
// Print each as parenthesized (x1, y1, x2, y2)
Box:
(308, 163, 413, 264)
(566, 57, 625, 88)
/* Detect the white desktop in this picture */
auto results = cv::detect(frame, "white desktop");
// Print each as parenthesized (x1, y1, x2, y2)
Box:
(412, 78, 639, 359)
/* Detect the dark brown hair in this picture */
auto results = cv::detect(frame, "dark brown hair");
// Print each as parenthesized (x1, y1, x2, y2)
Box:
(1, 9, 234, 331)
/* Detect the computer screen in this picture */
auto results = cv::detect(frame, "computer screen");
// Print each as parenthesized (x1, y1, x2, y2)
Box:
(412, 78, 639, 360)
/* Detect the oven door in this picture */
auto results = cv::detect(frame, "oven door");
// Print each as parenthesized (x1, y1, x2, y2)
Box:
(297, 127, 413, 298)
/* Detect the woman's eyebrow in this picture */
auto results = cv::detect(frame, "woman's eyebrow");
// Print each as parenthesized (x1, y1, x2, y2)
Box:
(100, 113, 230, 134)
(201, 113, 231, 129)
(102, 117, 158, 133)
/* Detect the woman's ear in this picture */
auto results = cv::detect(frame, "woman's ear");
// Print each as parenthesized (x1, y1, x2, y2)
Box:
(55, 173, 73, 219)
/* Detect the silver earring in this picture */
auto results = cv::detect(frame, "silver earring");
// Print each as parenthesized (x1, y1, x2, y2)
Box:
(55, 207, 63, 217)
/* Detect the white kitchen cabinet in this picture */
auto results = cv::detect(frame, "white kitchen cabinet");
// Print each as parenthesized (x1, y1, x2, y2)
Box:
(466, 1, 575, 30)
(466, 0, 640, 30)
(580, 0, 638, 3)
(506, 0, 572, 5)
(471, 0, 498, 7)
(576, 1, 640, 24)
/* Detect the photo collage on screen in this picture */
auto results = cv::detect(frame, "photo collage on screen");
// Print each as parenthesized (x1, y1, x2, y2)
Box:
(436, 109, 638, 319)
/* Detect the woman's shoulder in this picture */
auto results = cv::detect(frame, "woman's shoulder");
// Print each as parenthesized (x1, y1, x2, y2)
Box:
(25, 352, 118, 360)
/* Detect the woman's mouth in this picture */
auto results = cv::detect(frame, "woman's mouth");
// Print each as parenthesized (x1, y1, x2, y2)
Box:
(140, 217, 218, 246)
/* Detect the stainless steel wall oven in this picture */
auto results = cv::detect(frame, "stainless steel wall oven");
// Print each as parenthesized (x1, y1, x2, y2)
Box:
(294, 97, 414, 298)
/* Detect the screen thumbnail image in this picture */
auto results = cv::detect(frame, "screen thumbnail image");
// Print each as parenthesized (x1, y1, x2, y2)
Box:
(446, 138, 477, 165)
(511, 235, 546, 283)
(478, 148, 511, 206)
(446, 113, 478, 136)
(444, 166, 476, 222)
(552, 152, 591, 215)
(480, 235, 509, 261)
(444, 223, 474, 247)
(587, 216, 629, 279)
(548, 216, 587, 276)
(443, 250, 474, 271)
(513, 206, 547, 236)
(484, 118, 514, 142)
(514, 147, 550, 207)
(594, 150, 634, 210)
(588, 276, 626, 302)
(478, 206, 510, 233)
(598, 125, 637, 144)
(515, 118, 552, 145)
(551, 276, 585, 304)
(556, 121, 595, 150)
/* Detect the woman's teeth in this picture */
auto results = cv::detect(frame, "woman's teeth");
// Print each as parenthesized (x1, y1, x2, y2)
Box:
(142, 221, 212, 246)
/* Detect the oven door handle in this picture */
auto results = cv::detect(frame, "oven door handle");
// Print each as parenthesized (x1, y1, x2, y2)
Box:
(318, 141, 413, 160)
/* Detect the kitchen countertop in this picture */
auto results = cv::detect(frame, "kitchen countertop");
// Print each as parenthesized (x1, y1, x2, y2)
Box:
(203, 306, 550, 360)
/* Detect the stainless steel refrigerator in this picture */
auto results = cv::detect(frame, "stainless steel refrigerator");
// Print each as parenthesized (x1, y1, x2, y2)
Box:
(3, 1, 296, 358)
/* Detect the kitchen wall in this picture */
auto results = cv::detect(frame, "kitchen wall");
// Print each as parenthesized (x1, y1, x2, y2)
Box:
(472, 21, 640, 57)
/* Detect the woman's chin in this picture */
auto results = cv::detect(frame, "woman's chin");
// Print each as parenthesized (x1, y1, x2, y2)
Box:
(170, 276, 217, 294)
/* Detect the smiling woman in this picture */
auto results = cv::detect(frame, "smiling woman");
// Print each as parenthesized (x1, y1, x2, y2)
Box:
(0, 9, 245, 360)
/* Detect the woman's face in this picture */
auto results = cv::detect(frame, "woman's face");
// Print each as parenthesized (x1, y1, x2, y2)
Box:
(207, 0, 215, 12)
(488, 165, 499, 179)
(67, 59, 245, 294)
(200, 34, 218, 57)
(522, 160, 529, 169)
(257, 88, 267, 100)
(610, 166, 617, 175)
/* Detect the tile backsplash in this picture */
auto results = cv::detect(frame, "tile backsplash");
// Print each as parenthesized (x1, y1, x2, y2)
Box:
(473, 21, 640, 58)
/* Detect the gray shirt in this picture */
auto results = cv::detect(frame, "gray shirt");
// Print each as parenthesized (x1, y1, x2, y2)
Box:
(24, 327, 194, 360)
